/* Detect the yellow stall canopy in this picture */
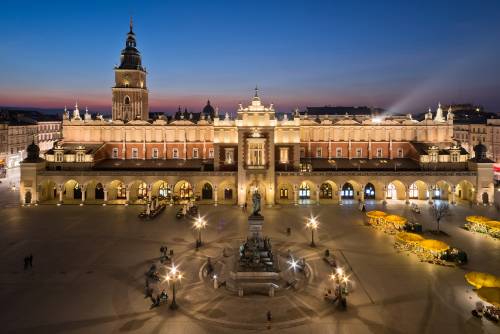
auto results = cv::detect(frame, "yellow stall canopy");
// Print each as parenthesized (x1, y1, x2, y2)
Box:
(476, 287, 500, 307)
(385, 215, 408, 226)
(366, 211, 387, 219)
(485, 220, 500, 230)
(396, 232, 424, 243)
(420, 239, 449, 252)
(465, 272, 500, 289)
(465, 216, 490, 224)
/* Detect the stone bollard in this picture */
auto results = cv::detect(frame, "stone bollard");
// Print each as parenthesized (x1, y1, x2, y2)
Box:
(269, 286, 275, 297)
(213, 275, 218, 289)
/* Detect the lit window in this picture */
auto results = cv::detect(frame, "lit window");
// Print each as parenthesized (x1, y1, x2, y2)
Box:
(376, 148, 383, 158)
(131, 148, 138, 159)
(76, 152, 85, 162)
(451, 152, 459, 162)
(193, 148, 199, 159)
(397, 148, 403, 158)
(280, 188, 289, 199)
(279, 147, 289, 163)
(112, 148, 119, 159)
(152, 148, 159, 159)
(208, 148, 214, 158)
(172, 148, 179, 159)
(225, 148, 234, 164)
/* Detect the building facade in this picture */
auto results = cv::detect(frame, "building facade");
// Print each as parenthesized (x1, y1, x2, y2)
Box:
(19, 23, 495, 207)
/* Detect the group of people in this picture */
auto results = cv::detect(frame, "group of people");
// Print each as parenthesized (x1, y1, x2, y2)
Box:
(23, 254, 33, 270)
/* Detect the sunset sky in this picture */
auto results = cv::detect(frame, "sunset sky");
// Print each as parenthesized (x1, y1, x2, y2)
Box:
(1, 0, 499, 115)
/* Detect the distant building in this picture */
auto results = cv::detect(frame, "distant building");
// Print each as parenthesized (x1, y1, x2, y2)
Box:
(0, 109, 61, 171)
(19, 21, 495, 207)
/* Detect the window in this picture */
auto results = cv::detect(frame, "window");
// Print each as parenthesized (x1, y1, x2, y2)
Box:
(376, 148, 383, 158)
(300, 147, 305, 158)
(192, 148, 199, 159)
(172, 148, 179, 159)
(117, 182, 126, 199)
(225, 148, 234, 164)
(112, 148, 119, 159)
(279, 147, 289, 163)
(430, 152, 438, 162)
(248, 143, 263, 166)
(397, 148, 404, 158)
(387, 183, 396, 199)
(355, 148, 362, 158)
(137, 182, 147, 199)
(131, 148, 138, 159)
(280, 188, 289, 199)
(299, 182, 310, 200)
(320, 183, 333, 199)
(55, 152, 64, 162)
(76, 152, 85, 162)
(158, 182, 170, 198)
(208, 148, 214, 158)
(316, 147, 322, 158)
(124, 96, 130, 105)
(336, 148, 342, 158)
(409, 183, 418, 199)
(451, 152, 459, 162)
(152, 148, 159, 159)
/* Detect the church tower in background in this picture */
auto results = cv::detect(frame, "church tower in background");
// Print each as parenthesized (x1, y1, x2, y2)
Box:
(112, 18, 149, 121)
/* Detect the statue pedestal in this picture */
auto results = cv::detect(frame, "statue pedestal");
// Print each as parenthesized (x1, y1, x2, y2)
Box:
(248, 215, 264, 239)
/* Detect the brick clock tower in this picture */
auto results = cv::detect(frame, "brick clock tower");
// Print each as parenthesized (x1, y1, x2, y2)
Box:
(112, 18, 149, 121)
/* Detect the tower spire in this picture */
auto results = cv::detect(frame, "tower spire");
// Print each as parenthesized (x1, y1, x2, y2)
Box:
(129, 16, 133, 33)
(254, 85, 259, 98)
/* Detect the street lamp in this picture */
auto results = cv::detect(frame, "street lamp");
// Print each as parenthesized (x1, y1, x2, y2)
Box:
(164, 263, 183, 310)
(193, 215, 207, 248)
(305, 216, 319, 247)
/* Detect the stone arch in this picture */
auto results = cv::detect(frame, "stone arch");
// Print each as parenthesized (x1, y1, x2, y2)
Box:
(434, 180, 452, 201)
(276, 182, 294, 204)
(455, 180, 474, 202)
(363, 180, 384, 200)
(174, 180, 193, 200)
(83, 179, 100, 201)
(218, 180, 236, 204)
(39, 179, 57, 202)
(128, 180, 148, 202)
(408, 180, 428, 200)
(319, 180, 339, 203)
(481, 191, 489, 205)
(299, 180, 316, 202)
(340, 179, 362, 201)
(151, 180, 170, 199)
(107, 179, 127, 201)
(63, 179, 81, 201)
(387, 180, 406, 200)
(201, 182, 214, 200)
(24, 190, 32, 204)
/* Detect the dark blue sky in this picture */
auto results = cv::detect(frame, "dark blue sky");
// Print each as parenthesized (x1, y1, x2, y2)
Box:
(1, 0, 499, 114)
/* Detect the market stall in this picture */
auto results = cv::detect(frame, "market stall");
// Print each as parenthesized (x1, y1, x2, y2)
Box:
(395, 232, 424, 251)
(465, 216, 500, 239)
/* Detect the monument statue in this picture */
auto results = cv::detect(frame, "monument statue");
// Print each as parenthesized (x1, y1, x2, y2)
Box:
(251, 190, 261, 216)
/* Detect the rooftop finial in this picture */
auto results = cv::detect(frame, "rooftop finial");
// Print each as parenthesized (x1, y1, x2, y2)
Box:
(130, 16, 133, 32)
(254, 85, 259, 97)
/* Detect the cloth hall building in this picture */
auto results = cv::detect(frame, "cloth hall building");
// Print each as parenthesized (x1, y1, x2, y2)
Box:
(19, 22, 495, 207)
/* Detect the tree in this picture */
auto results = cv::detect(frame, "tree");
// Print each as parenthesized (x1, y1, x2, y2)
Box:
(430, 202, 450, 233)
